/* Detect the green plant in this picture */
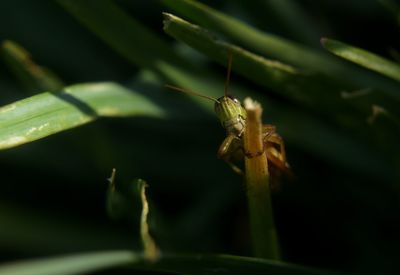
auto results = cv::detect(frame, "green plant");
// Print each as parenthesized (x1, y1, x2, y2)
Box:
(0, 0, 399, 274)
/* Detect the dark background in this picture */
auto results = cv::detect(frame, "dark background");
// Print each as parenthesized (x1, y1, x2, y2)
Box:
(0, 1, 399, 274)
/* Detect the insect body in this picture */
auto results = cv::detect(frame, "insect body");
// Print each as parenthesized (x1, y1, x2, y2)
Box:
(166, 54, 290, 187)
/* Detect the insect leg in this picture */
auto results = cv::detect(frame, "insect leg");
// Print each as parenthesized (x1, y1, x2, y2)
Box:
(262, 124, 286, 162)
(218, 134, 243, 175)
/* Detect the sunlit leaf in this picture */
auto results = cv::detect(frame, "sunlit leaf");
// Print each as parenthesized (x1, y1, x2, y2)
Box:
(321, 38, 400, 82)
(0, 82, 164, 150)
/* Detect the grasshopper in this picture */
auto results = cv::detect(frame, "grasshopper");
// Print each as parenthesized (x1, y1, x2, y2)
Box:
(166, 54, 290, 187)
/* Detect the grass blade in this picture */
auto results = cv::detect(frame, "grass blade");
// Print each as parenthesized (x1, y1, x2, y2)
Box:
(0, 250, 345, 275)
(162, 14, 322, 102)
(0, 251, 139, 275)
(0, 82, 164, 150)
(321, 38, 400, 82)
(138, 180, 160, 261)
(243, 98, 280, 259)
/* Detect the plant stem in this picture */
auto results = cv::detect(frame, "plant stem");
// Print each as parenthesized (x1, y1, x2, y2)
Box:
(243, 98, 280, 260)
(138, 180, 160, 262)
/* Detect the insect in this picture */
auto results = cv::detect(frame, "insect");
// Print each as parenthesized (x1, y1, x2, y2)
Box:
(166, 53, 290, 188)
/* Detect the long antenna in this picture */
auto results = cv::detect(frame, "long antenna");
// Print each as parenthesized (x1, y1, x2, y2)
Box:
(165, 84, 219, 103)
(224, 51, 233, 97)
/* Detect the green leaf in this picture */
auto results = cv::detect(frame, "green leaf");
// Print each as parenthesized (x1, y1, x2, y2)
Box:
(138, 180, 160, 261)
(0, 82, 164, 150)
(0, 250, 345, 275)
(321, 38, 400, 82)
(162, 14, 307, 94)
(0, 251, 139, 275)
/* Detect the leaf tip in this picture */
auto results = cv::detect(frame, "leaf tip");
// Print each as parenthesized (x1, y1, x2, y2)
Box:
(162, 12, 173, 29)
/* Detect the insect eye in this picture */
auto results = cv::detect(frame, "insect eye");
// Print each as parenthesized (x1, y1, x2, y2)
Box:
(227, 95, 239, 103)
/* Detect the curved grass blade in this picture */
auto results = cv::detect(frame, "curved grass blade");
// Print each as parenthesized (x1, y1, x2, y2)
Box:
(138, 180, 160, 262)
(0, 82, 164, 150)
(321, 38, 400, 82)
(0, 251, 139, 275)
(162, 14, 312, 96)
(0, 250, 346, 275)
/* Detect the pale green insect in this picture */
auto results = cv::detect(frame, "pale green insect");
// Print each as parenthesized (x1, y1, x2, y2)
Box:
(166, 54, 290, 182)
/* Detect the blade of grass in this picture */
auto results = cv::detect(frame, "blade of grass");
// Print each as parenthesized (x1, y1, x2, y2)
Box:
(162, 0, 400, 100)
(0, 251, 139, 275)
(0, 250, 346, 275)
(138, 180, 160, 262)
(162, 14, 313, 98)
(321, 38, 400, 82)
(0, 82, 164, 150)
(1, 40, 64, 94)
(243, 98, 280, 259)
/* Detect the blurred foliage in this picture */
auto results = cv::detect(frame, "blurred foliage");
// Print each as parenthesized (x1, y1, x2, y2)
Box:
(0, 0, 399, 274)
